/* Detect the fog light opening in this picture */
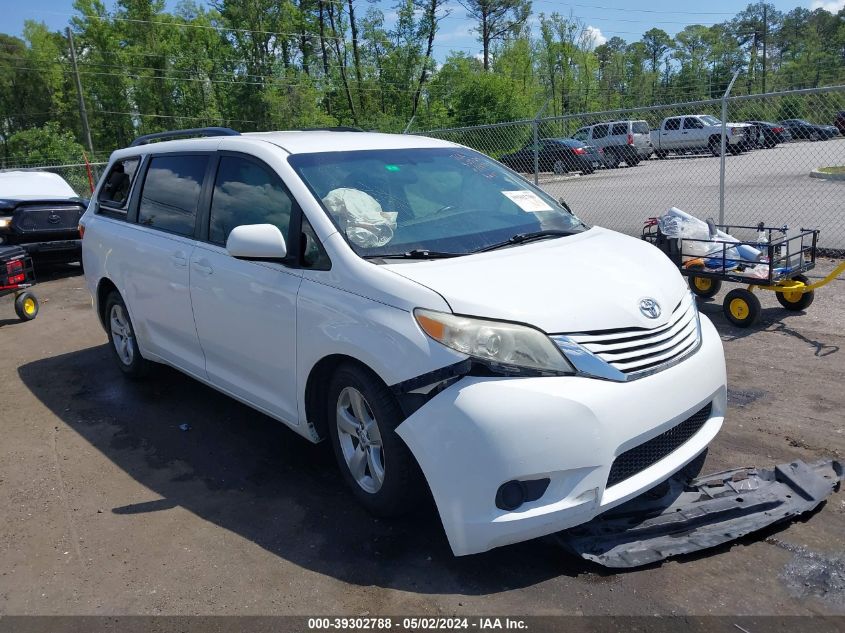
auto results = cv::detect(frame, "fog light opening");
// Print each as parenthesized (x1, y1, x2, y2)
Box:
(495, 477, 551, 511)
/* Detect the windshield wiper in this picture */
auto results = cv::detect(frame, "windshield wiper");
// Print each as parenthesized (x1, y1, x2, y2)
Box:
(364, 249, 465, 260)
(474, 229, 575, 253)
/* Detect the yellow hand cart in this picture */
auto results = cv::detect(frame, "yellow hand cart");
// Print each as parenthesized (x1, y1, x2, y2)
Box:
(643, 220, 845, 328)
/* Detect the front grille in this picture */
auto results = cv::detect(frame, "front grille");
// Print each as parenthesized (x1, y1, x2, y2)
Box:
(606, 402, 712, 488)
(562, 294, 699, 377)
(12, 203, 84, 234)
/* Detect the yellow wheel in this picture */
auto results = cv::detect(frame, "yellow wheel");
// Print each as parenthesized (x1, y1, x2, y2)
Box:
(689, 274, 722, 298)
(723, 288, 761, 327)
(14, 291, 39, 321)
(776, 274, 815, 311)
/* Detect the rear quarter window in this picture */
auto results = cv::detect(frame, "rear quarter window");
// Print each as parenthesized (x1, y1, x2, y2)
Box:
(98, 157, 141, 216)
(632, 121, 649, 134)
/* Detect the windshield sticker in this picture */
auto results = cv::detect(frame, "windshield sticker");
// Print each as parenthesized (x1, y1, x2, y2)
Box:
(501, 190, 553, 212)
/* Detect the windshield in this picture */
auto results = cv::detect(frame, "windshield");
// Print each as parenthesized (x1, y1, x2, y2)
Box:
(699, 115, 721, 126)
(289, 147, 586, 258)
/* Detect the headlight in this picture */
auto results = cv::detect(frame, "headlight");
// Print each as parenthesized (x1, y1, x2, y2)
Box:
(414, 308, 575, 375)
(0, 217, 11, 229)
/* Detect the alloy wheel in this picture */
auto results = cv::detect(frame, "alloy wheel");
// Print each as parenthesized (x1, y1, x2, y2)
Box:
(336, 386, 385, 494)
(110, 304, 135, 366)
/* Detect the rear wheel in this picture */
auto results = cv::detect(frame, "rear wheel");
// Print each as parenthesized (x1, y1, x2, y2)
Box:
(105, 291, 150, 378)
(327, 363, 423, 517)
(654, 150, 668, 159)
(14, 291, 39, 321)
(723, 288, 761, 328)
(605, 150, 621, 169)
(776, 274, 815, 311)
(689, 275, 722, 298)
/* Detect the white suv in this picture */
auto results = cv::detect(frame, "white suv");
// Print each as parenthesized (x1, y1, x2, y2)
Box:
(571, 120, 652, 166)
(81, 128, 727, 556)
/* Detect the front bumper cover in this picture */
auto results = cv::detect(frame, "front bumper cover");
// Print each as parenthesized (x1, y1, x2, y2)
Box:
(557, 459, 844, 568)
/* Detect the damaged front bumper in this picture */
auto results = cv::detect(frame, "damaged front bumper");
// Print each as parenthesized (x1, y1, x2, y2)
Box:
(557, 459, 844, 568)
(395, 316, 727, 556)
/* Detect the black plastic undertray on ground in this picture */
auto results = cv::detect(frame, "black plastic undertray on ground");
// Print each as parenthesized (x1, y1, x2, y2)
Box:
(557, 459, 844, 568)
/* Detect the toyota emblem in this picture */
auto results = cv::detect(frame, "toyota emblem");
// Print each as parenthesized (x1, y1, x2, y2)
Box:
(639, 298, 661, 319)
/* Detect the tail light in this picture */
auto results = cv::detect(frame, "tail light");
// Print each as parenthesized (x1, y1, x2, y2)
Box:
(5, 259, 25, 286)
(572, 147, 586, 155)
(627, 133, 633, 145)
(773, 127, 783, 133)
(78, 222, 86, 239)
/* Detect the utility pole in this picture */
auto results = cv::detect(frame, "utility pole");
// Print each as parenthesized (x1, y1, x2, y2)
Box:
(66, 27, 95, 157)
(761, 4, 768, 94)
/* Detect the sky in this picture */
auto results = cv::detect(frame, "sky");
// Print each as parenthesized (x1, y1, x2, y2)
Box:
(2, 0, 843, 64)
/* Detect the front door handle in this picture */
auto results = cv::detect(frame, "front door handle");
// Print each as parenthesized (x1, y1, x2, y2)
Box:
(192, 260, 213, 276)
(171, 251, 188, 267)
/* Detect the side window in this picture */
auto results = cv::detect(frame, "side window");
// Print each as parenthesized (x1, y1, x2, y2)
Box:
(591, 125, 609, 139)
(683, 118, 703, 129)
(664, 118, 681, 131)
(572, 129, 588, 141)
(98, 157, 140, 213)
(209, 156, 293, 246)
(611, 123, 627, 135)
(138, 155, 208, 237)
(300, 215, 331, 270)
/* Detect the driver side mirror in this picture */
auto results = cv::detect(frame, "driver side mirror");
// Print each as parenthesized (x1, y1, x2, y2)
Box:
(226, 224, 287, 261)
(558, 198, 574, 215)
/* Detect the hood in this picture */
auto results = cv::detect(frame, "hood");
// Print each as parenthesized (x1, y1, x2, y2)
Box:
(383, 227, 689, 333)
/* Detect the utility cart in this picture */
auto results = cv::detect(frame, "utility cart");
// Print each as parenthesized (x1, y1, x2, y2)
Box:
(0, 245, 39, 321)
(643, 220, 845, 327)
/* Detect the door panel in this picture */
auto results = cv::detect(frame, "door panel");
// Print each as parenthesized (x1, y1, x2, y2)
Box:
(189, 153, 303, 425)
(125, 153, 210, 376)
(190, 244, 302, 423)
(123, 228, 205, 376)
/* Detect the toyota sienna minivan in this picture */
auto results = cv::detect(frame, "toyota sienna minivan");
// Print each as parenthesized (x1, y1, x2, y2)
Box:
(80, 128, 727, 556)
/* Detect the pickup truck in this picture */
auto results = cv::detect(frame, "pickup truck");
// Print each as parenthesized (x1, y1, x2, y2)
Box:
(650, 115, 750, 158)
(0, 171, 87, 264)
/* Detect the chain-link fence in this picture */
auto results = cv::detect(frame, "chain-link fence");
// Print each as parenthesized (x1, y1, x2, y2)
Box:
(0, 161, 106, 198)
(416, 86, 845, 251)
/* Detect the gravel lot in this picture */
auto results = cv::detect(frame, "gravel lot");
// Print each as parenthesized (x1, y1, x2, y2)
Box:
(1, 260, 844, 616)
(539, 138, 845, 249)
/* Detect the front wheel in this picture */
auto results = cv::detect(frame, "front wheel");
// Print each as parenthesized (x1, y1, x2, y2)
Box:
(708, 137, 721, 156)
(328, 363, 423, 517)
(776, 274, 815, 311)
(723, 288, 761, 328)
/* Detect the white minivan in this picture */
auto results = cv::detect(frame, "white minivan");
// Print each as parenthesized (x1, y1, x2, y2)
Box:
(81, 128, 727, 556)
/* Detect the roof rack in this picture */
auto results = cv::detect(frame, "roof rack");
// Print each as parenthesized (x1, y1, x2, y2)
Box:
(129, 127, 240, 147)
(297, 126, 365, 132)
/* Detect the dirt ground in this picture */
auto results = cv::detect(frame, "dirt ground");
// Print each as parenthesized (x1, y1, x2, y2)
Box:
(1, 260, 844, 616)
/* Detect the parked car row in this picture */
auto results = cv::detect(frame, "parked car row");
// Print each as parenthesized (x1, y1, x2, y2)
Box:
(497, 114, 841, 176)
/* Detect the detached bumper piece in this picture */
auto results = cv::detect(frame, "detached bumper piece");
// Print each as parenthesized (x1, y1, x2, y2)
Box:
(557, 459, 843, 568)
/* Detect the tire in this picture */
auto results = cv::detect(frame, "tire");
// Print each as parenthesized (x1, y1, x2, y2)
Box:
(689, 275, 722, 299)
(627, 154, 640, 166)
(809, 130, 820, 141)
(605, 150, 621, 169)
(723, 288, 761, 328)
(552, 159, 567, 175)
(708, 136, 721, 156)
(581, 165, 594, 175)
(728, 144, 742, 155)
(327, 363, 424, 517)
(654, 150, 668, 159)
(776, 274, 815, 311)
(14, 291, 39, 321)
(104, 291, 150, 378)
